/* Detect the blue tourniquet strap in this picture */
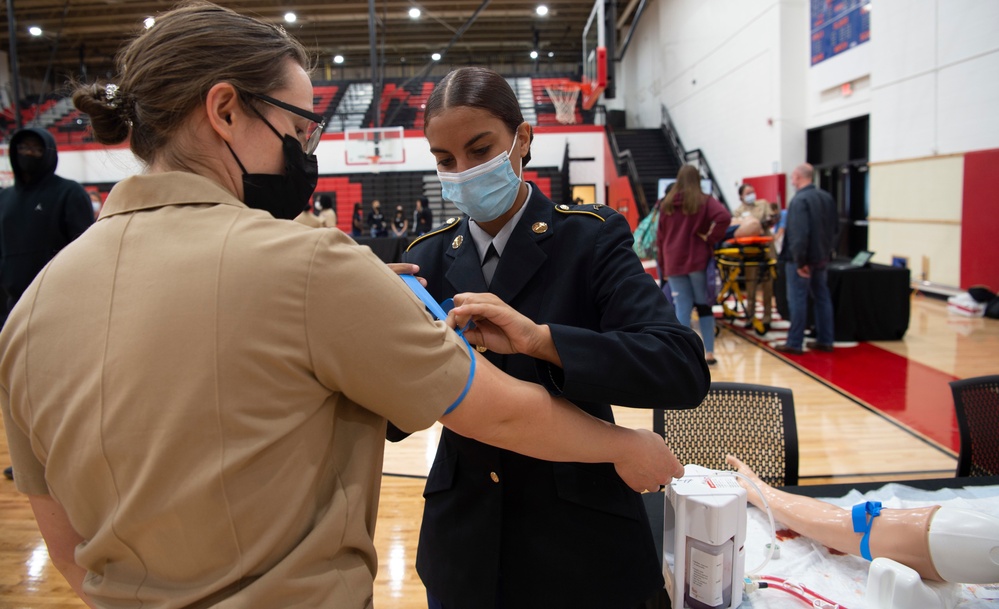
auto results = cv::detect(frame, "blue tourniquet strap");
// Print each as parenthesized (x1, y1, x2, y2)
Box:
(852, 501, 882, 561)
(400, 275, 475, 414)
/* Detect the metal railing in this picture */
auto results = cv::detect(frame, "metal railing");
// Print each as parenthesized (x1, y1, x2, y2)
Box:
(605, 126, 650, 217)
(661, 104, 727, 208)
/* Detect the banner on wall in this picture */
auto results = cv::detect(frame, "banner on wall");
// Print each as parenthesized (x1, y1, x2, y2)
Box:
(810, 0, 871, 66)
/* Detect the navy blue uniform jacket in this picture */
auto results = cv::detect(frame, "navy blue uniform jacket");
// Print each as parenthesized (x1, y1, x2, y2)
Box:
(401, 185, 710, 609)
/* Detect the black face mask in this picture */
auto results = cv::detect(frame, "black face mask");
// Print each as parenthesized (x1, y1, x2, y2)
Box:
(15, 154, 45, 178)
(227, 119, 318, 221)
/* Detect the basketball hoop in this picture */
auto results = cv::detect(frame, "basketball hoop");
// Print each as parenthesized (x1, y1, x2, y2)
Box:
(368, 154, 381, 174)
(545, 82, 581, 125)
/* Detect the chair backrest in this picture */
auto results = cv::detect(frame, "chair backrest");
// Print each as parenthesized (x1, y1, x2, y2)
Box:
(654, 382, 798, 486)
(949, 375, 999, 477)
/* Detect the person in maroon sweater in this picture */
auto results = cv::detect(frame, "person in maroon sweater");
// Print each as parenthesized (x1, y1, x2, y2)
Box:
(656, 164, 731, 364)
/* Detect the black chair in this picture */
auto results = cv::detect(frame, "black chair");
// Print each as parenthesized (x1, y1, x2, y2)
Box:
(653, 381, 799, 486)
(949, 374, 999, 477)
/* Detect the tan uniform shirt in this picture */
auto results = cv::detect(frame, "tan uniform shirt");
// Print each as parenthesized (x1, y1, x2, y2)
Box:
(734, 200, 773, 231)
(0, 172, 472, 608)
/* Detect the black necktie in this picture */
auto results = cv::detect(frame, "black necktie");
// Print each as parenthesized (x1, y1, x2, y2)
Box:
(481, 243, 500, 286)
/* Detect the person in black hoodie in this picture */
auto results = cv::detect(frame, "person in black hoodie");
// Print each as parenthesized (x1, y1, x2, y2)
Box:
(1, 127, 93, 480)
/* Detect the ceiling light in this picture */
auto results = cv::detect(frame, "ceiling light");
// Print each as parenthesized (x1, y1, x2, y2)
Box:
(431, 52, 442, 61)
(28, 26, 42, 36)
(536, 5, 549, 17)
(548, 51, 554, 58)
(409, 8, 421, 19)
(143, 17, 156, 29)
(284, 12, 297, 23)
(333, 54, 344, 64)
(530, 50, 539, 59)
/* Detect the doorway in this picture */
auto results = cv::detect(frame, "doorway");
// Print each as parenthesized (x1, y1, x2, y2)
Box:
(806, 115, 869, 258)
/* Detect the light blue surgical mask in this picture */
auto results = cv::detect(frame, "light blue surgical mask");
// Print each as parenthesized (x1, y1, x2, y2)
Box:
(438, 138, 522, 222)
(744, 193, 756, 204)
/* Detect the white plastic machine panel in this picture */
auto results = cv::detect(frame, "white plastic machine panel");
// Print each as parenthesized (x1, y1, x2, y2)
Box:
(664, 466, 748, 609)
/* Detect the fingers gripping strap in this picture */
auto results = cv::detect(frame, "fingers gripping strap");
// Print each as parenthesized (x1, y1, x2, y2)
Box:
(400, 275, 475, 414)
(852, 501, 882, 560)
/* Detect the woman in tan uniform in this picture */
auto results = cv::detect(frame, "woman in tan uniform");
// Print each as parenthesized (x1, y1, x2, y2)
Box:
(0, 3, 683, 608)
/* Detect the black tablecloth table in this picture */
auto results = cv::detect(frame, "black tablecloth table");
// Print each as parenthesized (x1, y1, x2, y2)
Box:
(774, 261, 910, 341)
(352, 236, 414, 264)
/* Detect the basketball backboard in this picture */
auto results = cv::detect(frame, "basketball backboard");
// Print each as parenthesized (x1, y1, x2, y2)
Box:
(344, 126, 406, 168)
(581, 0, 608, 110)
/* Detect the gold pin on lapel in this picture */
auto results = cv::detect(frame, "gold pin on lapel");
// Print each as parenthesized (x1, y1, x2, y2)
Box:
(451, 235, 464, 249)
(532, 222, 548, 234)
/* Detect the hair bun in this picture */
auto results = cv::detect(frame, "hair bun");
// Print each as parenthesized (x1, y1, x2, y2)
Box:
(72, 82, 131, 145)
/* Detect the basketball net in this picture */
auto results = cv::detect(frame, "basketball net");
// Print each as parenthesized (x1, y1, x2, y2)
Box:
(368, 154, 381, 174)
(545, 83, 581, 125)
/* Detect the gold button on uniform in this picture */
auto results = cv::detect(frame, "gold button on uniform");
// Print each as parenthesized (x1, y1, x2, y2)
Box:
(452, 235, 463, 249)
(557, 204, 570, 211)
(490, 472, 500, 483)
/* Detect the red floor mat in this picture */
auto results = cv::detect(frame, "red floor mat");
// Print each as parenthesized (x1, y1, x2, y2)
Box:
(722, 319, 960, 453)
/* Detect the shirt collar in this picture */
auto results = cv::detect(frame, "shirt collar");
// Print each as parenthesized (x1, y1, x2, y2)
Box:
(99, 172, 247, 218)
(468, 182, 533, 263)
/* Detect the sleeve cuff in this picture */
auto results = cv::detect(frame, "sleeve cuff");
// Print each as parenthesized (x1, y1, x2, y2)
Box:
(536, 360, 565, 396)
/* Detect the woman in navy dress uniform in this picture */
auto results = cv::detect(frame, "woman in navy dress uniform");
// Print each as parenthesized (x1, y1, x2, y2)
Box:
(398, 67, 711, 609)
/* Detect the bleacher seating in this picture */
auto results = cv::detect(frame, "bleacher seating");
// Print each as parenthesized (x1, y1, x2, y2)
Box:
(312, 84, 340, 117)
(2, 73, 593, 144)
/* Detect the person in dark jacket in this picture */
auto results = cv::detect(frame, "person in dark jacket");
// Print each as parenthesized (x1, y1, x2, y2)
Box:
(1, 128, 94, 328)
(413, 195, 433, 235)
(775, 163, 839, 354)
(365, 199, 388, 237)
(350, 202, 363, 236)
(395, 66, 710, 609)
(0, 127, 94, 480)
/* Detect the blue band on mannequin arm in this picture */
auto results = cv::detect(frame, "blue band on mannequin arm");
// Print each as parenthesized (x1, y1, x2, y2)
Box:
(851, 501, 882, 561)
(400, 274, 475, 414)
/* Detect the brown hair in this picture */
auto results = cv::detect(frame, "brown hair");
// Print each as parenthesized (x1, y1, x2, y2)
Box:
(424, 67, 533, 167)
(662, 164, 706, 215)
(71, 1, 311, 165)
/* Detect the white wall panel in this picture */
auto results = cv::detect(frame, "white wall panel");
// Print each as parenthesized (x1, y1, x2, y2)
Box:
(868, 221, 960, 285)
(937, 0, 999, 66)
(937, 51, 999, 155)
(868, 157, 963, 286)
(869, 156, 963, 221)
(870, 72, 937, 162)
(869, 0, 937, 86)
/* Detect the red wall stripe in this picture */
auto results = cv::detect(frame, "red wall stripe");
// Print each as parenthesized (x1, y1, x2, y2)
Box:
(961, 148, 999, 290)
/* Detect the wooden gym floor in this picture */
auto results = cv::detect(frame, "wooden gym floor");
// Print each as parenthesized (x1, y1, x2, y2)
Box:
(1, 294, 996, 608)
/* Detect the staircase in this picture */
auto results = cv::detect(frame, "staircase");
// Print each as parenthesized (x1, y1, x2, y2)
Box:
(612, 129, 682, 209)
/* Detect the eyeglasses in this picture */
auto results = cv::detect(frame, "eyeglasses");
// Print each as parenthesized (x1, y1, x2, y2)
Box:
(246, 92, 326, 155)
